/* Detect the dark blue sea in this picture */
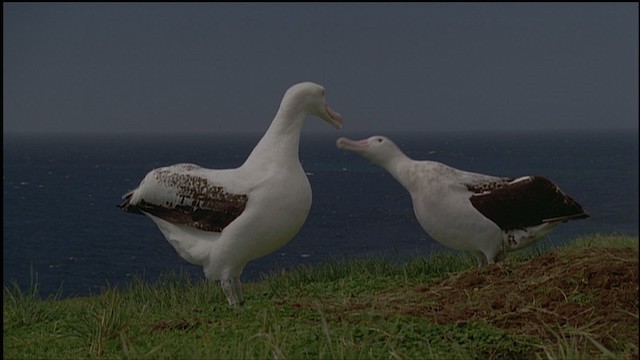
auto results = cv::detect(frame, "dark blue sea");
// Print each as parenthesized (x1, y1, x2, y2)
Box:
(3, 130, 639, 299)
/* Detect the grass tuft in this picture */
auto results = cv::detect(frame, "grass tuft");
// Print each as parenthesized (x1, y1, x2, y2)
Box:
(3, 267, 65, 329)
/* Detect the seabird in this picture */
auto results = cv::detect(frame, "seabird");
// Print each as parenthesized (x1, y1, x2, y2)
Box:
(336, 135, 589, 266)
(119, 82, 343, 306)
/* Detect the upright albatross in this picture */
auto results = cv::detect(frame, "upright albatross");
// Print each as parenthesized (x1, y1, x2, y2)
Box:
(336, 135, 589, 266)
(119, 82, 343, 306)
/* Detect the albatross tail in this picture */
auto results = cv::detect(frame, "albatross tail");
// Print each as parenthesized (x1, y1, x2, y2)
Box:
(543, 212, 590, 224)
(117, 190, 144, 215)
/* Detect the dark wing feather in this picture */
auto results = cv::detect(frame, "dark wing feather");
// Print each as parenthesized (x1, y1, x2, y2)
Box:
(467, 176, 589, 230)
(118, 167, 248, 232)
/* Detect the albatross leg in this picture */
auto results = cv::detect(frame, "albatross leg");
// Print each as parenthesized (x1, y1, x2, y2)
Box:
(493, 250, 506, 263)
(233, 276, 245, 306)
(482, 242, 506, 266)
(472, 251, 488, 267)
(221, 278, 242, 307)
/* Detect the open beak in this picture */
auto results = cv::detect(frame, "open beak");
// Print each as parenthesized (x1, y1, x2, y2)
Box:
(322, 104, 343, 129)
(336, 137, 369, 151)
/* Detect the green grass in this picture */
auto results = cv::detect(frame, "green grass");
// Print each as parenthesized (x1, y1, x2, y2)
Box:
(3, 233, 638, 359)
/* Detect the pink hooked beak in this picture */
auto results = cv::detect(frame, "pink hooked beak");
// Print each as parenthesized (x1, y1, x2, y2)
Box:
(336, 137, 369, 151)
(323, 104, 343, 129)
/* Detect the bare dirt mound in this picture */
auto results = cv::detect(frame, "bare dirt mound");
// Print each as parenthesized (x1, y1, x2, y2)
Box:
(386, 247, 638, 352)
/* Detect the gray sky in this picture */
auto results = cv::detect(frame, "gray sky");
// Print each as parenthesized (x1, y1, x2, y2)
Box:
(3, 3, 638, 134)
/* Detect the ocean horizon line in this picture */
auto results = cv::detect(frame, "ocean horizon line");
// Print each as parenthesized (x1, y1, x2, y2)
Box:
(3, 127, 637, 139)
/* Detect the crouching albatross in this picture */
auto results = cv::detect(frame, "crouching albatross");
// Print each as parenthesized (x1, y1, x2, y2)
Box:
(336, 135, 589, 266)
(119, 82, 343, 306)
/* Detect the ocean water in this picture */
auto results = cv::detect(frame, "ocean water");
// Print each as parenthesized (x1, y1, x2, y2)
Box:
(3, 130, 638, 299)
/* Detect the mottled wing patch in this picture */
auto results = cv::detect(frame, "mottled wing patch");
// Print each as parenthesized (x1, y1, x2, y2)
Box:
(465, 177, 514, 194)
(467, 176, 589, 230)
(122, 168, 248, 232)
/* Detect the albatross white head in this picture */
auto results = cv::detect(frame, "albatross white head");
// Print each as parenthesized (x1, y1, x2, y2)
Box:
(278, 82, 343, 129)
(336, 135, 405, 167)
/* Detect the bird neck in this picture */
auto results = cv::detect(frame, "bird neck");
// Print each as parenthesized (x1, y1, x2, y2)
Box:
(382, 153, 418, 191)
(243, 109, 306, 168)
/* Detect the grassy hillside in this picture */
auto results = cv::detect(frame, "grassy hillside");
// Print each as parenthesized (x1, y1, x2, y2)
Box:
(4, 234, 638, 359)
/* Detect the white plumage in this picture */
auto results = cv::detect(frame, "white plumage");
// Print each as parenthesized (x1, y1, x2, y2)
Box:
(336, 135, 589, 266)
(119, 82, 343, 305)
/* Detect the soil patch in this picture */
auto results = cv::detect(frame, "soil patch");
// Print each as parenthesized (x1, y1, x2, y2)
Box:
(371, 247, 638, 351)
